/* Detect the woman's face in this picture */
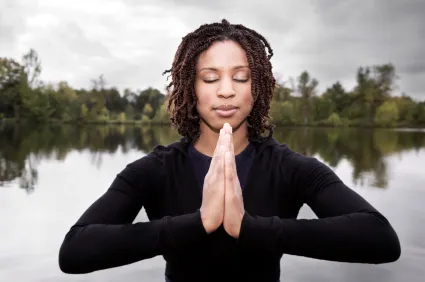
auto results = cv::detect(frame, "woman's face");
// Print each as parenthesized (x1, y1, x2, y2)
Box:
(195, 40, 253, 133)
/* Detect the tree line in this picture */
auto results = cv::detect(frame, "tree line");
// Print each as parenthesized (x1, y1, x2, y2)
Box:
(1, 49, 425, 127)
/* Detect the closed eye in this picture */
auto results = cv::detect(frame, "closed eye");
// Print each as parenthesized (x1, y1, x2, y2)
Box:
(203, 79, 249, 84)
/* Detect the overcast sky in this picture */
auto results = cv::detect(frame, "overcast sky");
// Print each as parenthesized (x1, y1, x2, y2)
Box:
(1, 0, 424, 99)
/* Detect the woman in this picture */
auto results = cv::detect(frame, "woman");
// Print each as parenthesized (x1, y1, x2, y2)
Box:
(58, 19, 400, 281)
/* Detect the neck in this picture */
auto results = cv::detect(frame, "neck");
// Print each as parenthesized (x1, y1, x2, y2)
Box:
(194, 121, 250, 157)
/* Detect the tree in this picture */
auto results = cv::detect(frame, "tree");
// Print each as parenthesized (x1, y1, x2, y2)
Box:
(0, 58, 30, 119)
(21, 49, 42, 89)
(142, 103, 153, 119)
(373, 63, 397, 97)
(375, 101, 399, 127)
(297, 71, 318, 123)
(0, 58, 23, 116)
(91, 74, 107, 91)
(273, 82, 292, 102)
(322, 81, 348, 114)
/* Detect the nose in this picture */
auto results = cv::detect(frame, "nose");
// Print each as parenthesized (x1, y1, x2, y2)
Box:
(217, 77, 236, 99)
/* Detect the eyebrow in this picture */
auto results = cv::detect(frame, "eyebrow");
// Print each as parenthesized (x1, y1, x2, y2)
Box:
(199, 65, 249, 72)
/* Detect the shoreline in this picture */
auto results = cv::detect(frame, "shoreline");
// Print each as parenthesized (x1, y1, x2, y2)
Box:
(1, 118, 424, 129)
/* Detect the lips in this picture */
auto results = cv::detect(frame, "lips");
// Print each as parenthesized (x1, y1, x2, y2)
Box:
(215, 105, 238, 111)
(214, 104, 238, 118)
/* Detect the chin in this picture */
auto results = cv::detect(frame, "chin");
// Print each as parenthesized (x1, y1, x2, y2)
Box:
(212, 118, 248, 132)
(199, 110, 249, 132)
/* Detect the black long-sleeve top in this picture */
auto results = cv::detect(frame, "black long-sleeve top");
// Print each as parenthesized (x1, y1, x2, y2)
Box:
(58, 137, 401, 282)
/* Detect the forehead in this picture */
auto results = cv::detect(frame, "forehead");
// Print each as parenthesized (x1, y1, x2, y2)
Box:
(196, 40, 248, 69)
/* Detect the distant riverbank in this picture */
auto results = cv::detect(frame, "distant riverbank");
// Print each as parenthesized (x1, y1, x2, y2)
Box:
(2, 117, 425, 129)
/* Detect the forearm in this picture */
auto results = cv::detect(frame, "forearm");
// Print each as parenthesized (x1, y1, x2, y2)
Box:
(238, 210, 400, 264)
(59, 210, 208, 274)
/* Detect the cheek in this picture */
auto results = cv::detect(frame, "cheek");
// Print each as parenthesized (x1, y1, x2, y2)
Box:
(243, 94, 253, 105)
(194, 83, 213, 111)
(242, 89, 254, 109)
(196, 93, 213, 110)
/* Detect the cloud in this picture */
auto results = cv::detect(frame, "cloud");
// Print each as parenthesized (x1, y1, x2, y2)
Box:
(306, 0, 425, 96)
(1, 0, 424, 99)
(0, 0, 36, 55)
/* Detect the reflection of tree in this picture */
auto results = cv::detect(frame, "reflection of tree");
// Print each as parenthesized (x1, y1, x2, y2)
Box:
(18, 154, 38, 194)
(273, 127, 425, 189)
(1, 124, 425, 193)
(0, 123, 181, 193)
(0, 158, 22, 184)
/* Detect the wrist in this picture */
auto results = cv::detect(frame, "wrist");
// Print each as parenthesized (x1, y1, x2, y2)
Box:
(202, 222, 215, 234)
(234, 210, 245, 238)
(237, 211, 277, 254)
(200, 212, 217, 234)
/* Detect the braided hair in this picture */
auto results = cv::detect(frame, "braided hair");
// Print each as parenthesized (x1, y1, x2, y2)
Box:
(163, 19, 276, 143)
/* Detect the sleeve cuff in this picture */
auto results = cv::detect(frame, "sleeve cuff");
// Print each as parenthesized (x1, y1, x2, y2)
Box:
(237, 211, 279, 253)
(161, 209, 209, 252)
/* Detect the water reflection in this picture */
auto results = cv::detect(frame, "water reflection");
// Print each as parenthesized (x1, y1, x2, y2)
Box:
(1, 123, 425, 193)
(1, 124, 424, 282)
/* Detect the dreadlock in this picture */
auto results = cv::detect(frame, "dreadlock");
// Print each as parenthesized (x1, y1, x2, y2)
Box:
(163, 19, 276, 143)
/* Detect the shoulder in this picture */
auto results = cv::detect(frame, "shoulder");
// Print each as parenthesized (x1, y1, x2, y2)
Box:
(261, 138, 332, 180)
(261, 138, 316, 166)
(118, 139, 186, 185)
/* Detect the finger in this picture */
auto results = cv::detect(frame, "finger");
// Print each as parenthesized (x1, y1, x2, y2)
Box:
(225, 151, 233, 185)
(229, 131, 234, 156)
(222, 123, 233, 153)
(226, 129, 236, 174)
(221, 124, 236, 174)
(215, 128, 225, 153)
(230, 135, 237, 176)
(226, 152, 240, 197)
(215, 133, 229, 173)
(223, 134, 231, 158)
(210, 128, 225, 168)
(222, 130, 230, 149)
(215, 144, 225, 176)
(224, 123, 233, 135)
(225, 151, 236, 198)
(226, 133, 238, 183)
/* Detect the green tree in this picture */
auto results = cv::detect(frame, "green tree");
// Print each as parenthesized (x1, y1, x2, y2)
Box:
(326, 113, 343, 126)
(0, 58, 24, 117)
(375, 101, 399, 127)
(142, 103, 153, 119)
(273, 82, 292, 102)
(21, 49, 42, 89)
(297, 71, 318, 124)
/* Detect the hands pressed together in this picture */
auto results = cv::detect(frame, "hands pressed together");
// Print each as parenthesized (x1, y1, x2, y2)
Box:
(200, 123, 245, 238)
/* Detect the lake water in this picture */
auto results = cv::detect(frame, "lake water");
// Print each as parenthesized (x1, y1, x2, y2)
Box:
(1, 123, 424, 282)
